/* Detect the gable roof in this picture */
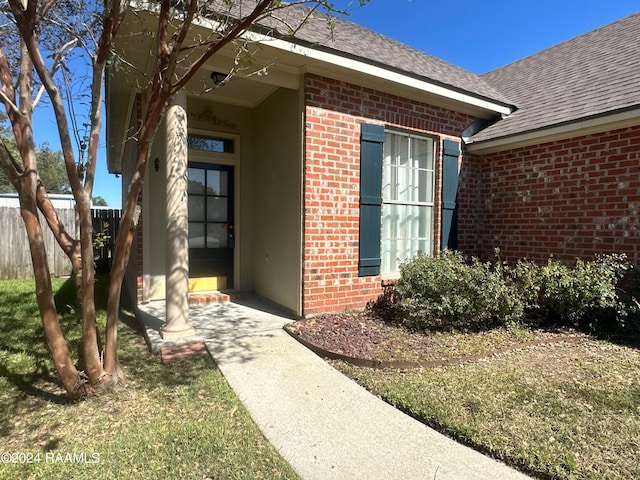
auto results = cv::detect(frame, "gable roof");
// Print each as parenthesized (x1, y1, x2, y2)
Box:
(471, 11, 640, 146)
(268, 6, 513, 107)
(109, 3, 515, 174)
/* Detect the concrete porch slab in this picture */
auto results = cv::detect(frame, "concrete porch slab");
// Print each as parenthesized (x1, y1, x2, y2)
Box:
(137, 294, 293, 353)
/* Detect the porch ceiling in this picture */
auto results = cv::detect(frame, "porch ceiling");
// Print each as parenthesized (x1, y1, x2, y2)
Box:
(106, 11, 301, 173)
(107, 8, 508, 174)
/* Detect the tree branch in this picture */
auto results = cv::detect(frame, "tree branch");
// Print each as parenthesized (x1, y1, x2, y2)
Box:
(84, 0, 124, 197)
(35, 183, 81, 272)
(170, 0, 273, 95)
(9, 0, 82, 195)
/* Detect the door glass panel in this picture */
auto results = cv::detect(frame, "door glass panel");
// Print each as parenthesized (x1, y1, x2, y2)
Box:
(188, 163, 232, 252)
(188, 168, 205, 194)
(188, 195, 205, 222)
(207, 224, 228, 248)
(207, 170, 228, 196)
(207, 197, 228, 222)
(188, 223, 206, 248)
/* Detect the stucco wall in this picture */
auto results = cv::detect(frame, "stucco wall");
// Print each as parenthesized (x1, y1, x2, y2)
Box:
(469, 125, 640, 265)
(303, 74, 475, 316)
(251, 88, 303, 314)
(142, 134, 168, 301)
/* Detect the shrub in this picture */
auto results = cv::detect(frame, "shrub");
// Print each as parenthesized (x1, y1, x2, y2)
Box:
(513, 254, 637, 331)
(393, 251, 638, 334)
(394, 250, 523, 331)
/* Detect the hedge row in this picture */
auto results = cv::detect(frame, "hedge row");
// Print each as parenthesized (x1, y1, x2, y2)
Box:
(393, 250, 639, 333)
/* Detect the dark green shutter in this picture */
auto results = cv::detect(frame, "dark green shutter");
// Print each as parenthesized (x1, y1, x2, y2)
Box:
(358, 123, 384, 276)
(441, 140, 460, 251)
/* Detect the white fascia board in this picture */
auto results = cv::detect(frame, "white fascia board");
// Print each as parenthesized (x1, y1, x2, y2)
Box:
(189, 14, 513, 117)
(467, 108, 640, 154)
(256, 35, 513, 116)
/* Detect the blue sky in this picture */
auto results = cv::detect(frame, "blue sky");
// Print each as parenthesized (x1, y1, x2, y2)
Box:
(33, 1, 638, 207)
(342, 0, 639, 74)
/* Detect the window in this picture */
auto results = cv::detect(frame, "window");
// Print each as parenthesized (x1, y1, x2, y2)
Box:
(381, 131, 435, 275)
(188, 134, 234, 154)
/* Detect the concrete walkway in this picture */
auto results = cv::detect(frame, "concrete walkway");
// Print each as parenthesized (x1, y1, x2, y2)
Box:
(139, 296, 532, 480)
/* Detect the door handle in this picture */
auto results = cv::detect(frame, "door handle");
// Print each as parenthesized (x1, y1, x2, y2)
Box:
(228, 224, 235, 248)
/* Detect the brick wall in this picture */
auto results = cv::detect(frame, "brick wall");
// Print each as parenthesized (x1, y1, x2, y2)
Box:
(471, 125, 640, 265)
(302, 74, 475, 315)
(456, 152, 482, 254)
(121, 93, 144, 304)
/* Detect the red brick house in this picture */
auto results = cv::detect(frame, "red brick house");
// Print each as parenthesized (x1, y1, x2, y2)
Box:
(106, 6, 640, 335)
(461, 13, 640, 266)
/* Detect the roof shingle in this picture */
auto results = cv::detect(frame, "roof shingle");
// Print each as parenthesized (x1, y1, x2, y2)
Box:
(472, 11, 640, 143)
(250, 4, 513, 106)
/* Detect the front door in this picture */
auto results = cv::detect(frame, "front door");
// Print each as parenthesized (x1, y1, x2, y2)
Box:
(187, 162, 234, 290)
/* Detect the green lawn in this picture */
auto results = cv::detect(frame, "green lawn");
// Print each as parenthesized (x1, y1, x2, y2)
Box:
(0, 277, 298, 480)
(334, 335, 640, 479)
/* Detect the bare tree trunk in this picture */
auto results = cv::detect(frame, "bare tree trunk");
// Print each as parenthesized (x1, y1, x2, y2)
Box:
(19, 181, 84, 398)
(35, 184, 81, 273)
(77, 195, 107, 386)
(103, 142, 152, 380)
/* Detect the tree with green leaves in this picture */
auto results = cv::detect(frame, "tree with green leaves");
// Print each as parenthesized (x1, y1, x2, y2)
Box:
(0, 144, 69, 194)
(92, 196, 108, 206)
(0, 113, 70, 193)
(0, 0, 367, 399)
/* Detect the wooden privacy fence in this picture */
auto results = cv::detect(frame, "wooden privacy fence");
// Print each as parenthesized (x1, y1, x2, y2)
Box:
(92, 208, 122, 274)
(0, 205, 122, 280)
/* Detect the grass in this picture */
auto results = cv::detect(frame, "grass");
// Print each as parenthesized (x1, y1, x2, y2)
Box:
(334, 334, 640, 479)
(0, 277, 298, 480)
(374, 322, 542, 363)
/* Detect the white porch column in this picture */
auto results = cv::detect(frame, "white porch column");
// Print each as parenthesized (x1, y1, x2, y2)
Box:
(161, 89, 196, 340)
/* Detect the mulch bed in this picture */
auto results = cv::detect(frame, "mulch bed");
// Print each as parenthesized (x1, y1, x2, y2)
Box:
(284, 310, 587, 368)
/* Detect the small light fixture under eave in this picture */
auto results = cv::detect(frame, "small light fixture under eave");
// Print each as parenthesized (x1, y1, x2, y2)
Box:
(210, 71, 227, 86)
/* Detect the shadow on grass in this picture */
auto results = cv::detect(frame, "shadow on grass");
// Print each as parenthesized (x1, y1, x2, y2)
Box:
(0, 362, 67, 404)
(152, 356, 217, 389)
(0, 280, 65, 403)
(53, 273, 113, 314)
(0, 274, 141, 401)
(594, 321, 640, 350)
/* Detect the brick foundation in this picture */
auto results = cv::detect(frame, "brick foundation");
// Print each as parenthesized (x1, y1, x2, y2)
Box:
(160, 342, 209, 363)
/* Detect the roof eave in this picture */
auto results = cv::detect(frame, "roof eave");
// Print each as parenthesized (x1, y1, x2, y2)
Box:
(259, 32, 515, 117)
(466, 107, 640, 154)
(188, 11, 516, 118)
